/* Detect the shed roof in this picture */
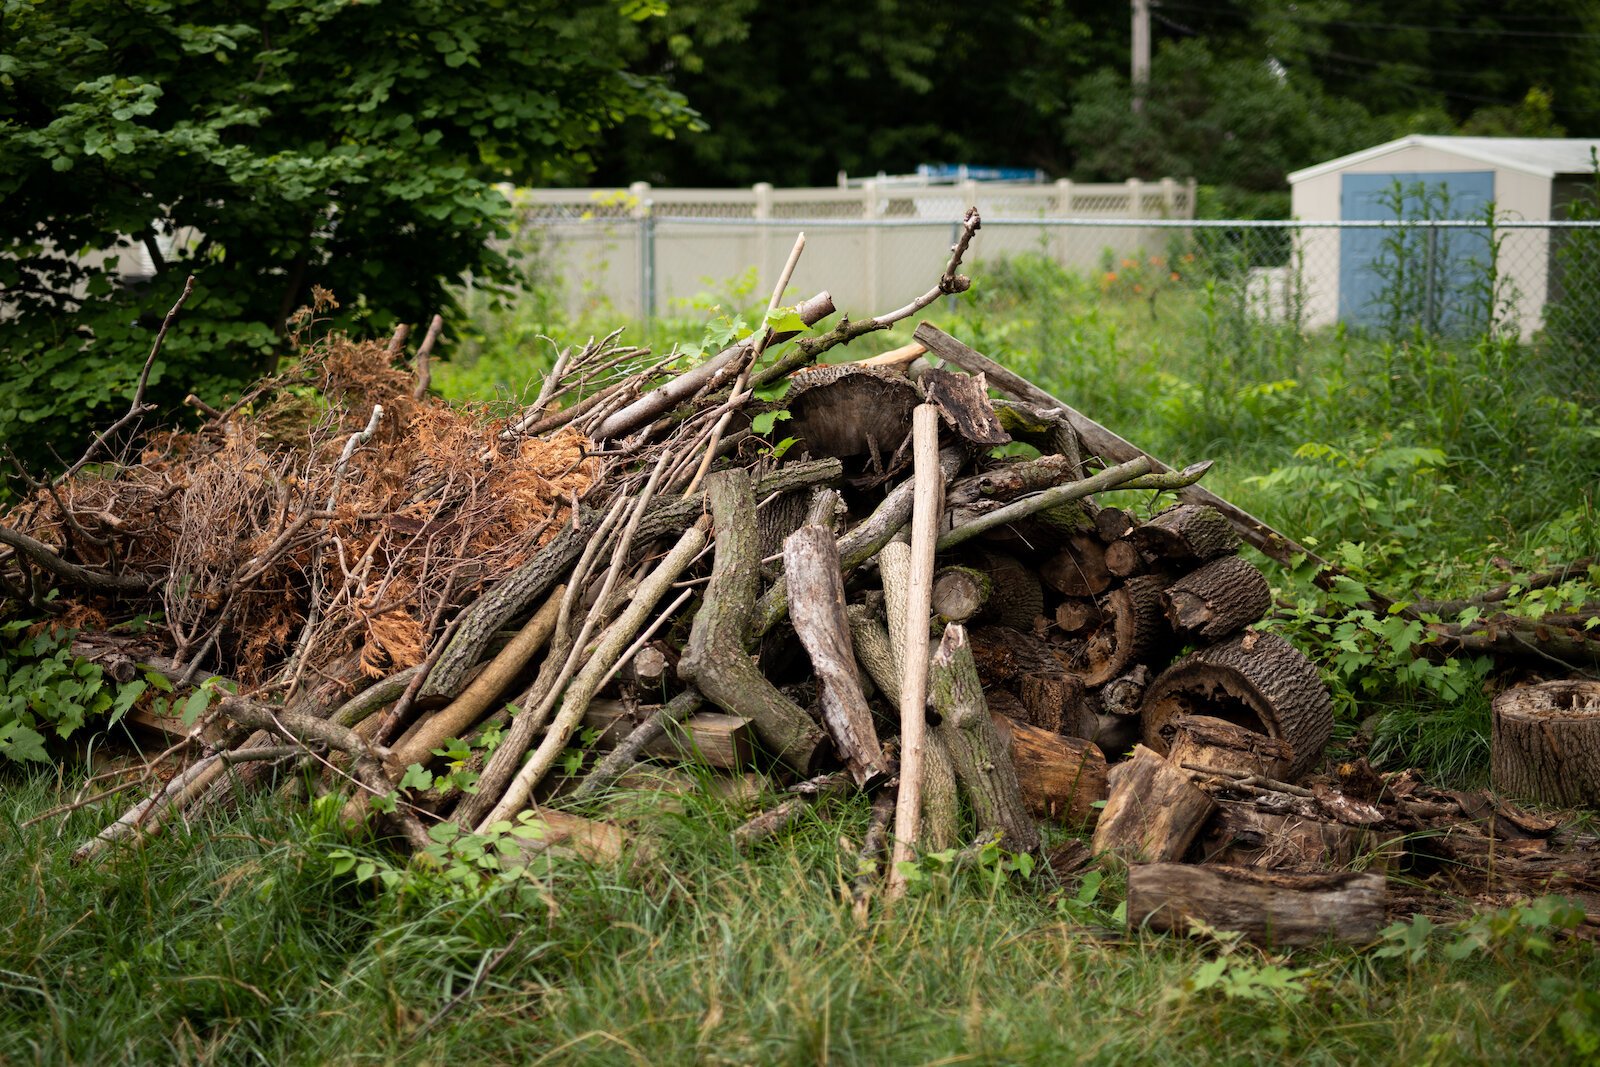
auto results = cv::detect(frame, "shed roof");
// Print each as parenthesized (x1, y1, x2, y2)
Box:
(1288, 136, 1600, 184)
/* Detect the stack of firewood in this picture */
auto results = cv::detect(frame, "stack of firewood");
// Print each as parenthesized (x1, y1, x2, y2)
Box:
(9, 215, 1598, 946)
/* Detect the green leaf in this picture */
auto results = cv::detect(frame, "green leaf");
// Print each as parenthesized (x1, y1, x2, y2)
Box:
(179, 687, 211, 726)
(398, 763, 435, 791)
(750, 409, 791, 435)
(108, 679, 147, 726)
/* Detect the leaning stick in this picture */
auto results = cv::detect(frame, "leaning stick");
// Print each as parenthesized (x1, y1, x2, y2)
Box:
(569, 688, 704, 802)
(887, 404, 943, 902)
(475, 516, 711, 829)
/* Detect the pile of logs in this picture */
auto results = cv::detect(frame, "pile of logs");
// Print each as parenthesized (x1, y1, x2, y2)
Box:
(6, 218, 1597, 948)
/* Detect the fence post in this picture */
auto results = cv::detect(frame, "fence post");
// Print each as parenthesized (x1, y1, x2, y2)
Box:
(1160, 177, 1177, 219)
(1054, 178, 1075, 268)
(630, 180, 654, 322)
(863, 179, 881, 312)
(754, 182, 774, 301)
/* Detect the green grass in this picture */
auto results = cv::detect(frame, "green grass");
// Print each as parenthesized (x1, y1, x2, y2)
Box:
(5, 766, 1599, 1065)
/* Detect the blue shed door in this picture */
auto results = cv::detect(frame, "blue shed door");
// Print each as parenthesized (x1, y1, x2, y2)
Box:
(1339, 171, 1495, 334)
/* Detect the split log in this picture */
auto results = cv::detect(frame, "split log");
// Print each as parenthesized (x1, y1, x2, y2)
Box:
(1103, 540, 1144, 578)
(967, 625, 1096, 736)
(1141, 632, 1334, 779)
(1017, 671, 1098, 738)
(678, 470, 827, 772)
(1091, 744, 1216, 868)
(1491, 680, 1600, 807)
(784, 524, 890, 788)
(1130, 504, 1241, 565)
(1197, 801, 1402, 872)
(582, 704, 755, 769)
(1162, 556, 1272, 641)
(1082, 574, 1169, 686)
(929, 624, 1039, 852)
(570, 689, 703, 801)
(991, 713, 1107, 828)
(931, 566, 993, 623)
(1040, 535, 1113, 597)
(1167, 714, 1293, 782)
(1126, 864, 1386, 946)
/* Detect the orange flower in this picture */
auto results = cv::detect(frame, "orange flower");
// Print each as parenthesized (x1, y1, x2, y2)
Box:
(1182, 253, 1196, 263)
(1133, 283, 1144, 293)
(1148, 255, 1165, 267)
(1103, 271, 1118, 284)
(1120, 257, 1136, 268)
(1169, 271, 1181, 281)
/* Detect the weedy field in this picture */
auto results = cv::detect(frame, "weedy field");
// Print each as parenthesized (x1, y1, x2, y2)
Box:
(4, 244, 1599, 1064)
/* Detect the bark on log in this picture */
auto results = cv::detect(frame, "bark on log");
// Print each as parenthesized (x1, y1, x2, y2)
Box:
(976, 551, 1043, 631)
(1091, 744, 1216, 868)
(1040, 535, 1114, 597)
(921, 730, 961, 851)
(1130, 504, 1242, 565)
(1168, 713, 1294, 783)
(1099, 665, 1151, 719)
(1141, 632, 1333, 779)
(1083, 574, 1169, 686)
(929, 624, 1040, 852)
(784, 524, 890, 787)
(991, 713, 1107, 828)
(1126, 864, 1386, 946)
(846, 604, 901, 708)
(1491, 680, 1600, 807)
(679, 470, 827, 771)
(1017, 670, 1098, 738)
(1162, 556, 1272, 641)
(932, 566, 993, 623)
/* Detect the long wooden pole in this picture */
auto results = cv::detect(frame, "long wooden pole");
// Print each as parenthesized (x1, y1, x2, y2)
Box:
(887, 404, 942, 901)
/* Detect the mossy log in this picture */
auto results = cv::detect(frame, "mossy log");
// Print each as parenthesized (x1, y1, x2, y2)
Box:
(1130, 504, 1241, 566)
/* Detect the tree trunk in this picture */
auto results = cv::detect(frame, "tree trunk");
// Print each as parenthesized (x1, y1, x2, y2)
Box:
(784, 524, 890, 787)
(1130, 504, 1241, 565)
(1162, 555, 1272, 641)
(1126, 864, 1386, 946)
(929, 624, 1040, 852)
(1091, 744, 1216, 869)
(1491, 680, 1600, 807)
(1141, 632, 1333, 779)
(992, 713, 1107, 828)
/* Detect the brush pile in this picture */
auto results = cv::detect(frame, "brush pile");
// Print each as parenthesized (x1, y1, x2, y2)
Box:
(7, 213, 1600, 943)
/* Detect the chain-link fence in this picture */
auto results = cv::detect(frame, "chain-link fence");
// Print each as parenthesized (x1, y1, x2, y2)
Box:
(505, 204, 1600, 352)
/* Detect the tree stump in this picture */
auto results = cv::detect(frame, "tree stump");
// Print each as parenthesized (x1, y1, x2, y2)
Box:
(1091, 744, 1216, 868)
(1126, 864, 1386, 946)
(1492, 680, 1600, 807)
(1161, 555, 1272, 642)
(1141, 632, 1333, 779)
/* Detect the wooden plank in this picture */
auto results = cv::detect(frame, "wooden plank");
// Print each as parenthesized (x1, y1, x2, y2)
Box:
(913, 321, 1325, 572)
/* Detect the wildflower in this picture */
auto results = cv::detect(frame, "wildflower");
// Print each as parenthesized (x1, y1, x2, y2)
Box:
(1121, 257, 1136, 268)
(1182, 253, 1196, 263)
(1134, 283, 1144, 293)
(1148, 255, 1165, 267)
(1170, 271, 1181, 281)
(1103, 271, 1118, 284)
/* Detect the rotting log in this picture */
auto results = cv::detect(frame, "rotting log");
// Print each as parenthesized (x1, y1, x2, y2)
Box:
(1017, 670, 1098, 738)
(678, 470, 828, 772)
(919, 367, 1010, 448)
(784, 524, 890, 788)
(1082, 574, 1169, 686)
(1130, 504, 1241, 566)
(991, 713, 1107, 828)
(1167, 713, 1293, 782)
(913, 322, 1321, 573)
(1126, 864, 1386, 946)
(1091, 744, 1216, 869)
(975, 551, 1043, 631)
(1040, 535, 1113, 598)
(1100, 665, 1151, 720)
(1491, 680, 1600, 807)
(929, 624, 1040, 853)
(784, 363, 921, 461)
(1141, 632, 1333, 779)
(1196, 801, 1401, 872)
(1162, 555, 1272, 641)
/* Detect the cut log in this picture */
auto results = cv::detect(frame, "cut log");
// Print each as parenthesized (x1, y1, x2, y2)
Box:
(626, 645, 672, 688)
(1167, 714, 1293, 781)
(1082, 574, 1169, 686)
(678, 469, 827, 771)
(784, 524, 890, 788)
(932, 566, 993, 623)
(929, 624, 1039, 852)
(583, 701, 755, 769)
(1103, 539, 1144, 578)
(1126, 864, 1386, 946)
(785, 363, 921, 461)
(1130, 504, 1241, 565)
(1054, 598, 1102, 636)
(1018, 670, 1098, 738)
(1091, 744, 1216, 868)
(1141, 632, 1333, 779)
(1040, 535, 1113, 597)
(1197, 800, 1403, 872)
(1491, 680, 1600, 807)
(967, 625, 1096, 736)
(1162, 556, 1272, 641)
(1094, 506, 1135, 544)
(1099, 664, 1151, 719)
(992, 713, 1107, 828)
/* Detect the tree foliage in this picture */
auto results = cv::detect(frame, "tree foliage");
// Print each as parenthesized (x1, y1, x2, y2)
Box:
(0, 0, 692, 473)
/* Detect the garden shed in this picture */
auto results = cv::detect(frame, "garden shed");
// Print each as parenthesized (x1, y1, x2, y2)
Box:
(1288, 136, 1600, 338)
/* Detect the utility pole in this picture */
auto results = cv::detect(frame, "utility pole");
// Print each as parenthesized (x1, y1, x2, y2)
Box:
(1131, 0, 1150, 114)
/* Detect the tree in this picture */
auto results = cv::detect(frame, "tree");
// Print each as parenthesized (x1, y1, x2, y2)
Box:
(0, 0, 693, 473)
